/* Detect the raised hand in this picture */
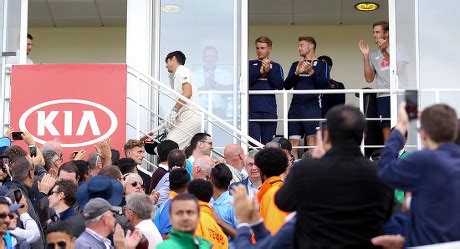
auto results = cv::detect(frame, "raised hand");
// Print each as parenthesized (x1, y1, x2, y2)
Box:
(359, 39, 370, 56)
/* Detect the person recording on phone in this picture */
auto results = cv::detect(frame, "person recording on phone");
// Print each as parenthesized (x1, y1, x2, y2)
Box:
(284, 36, 329, 159)
(317, 55, 345, 117)
(378, 102, 460, 246)
(248, 36, 284, 145)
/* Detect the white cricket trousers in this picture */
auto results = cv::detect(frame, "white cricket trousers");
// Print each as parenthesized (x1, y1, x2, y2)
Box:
(166, 109, 202, 150)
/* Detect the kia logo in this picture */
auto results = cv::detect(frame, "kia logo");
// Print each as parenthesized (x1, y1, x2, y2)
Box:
(19, 99, 118, 147)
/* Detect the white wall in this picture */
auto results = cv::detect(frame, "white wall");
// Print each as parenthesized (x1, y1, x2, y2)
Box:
(249, 25, 378, 106)
(28, 27, 126, 64)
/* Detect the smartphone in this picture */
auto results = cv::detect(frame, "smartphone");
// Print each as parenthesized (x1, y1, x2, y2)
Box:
(29, 146, 37, 158)
(13, 189, 22, 203)
(405, 90, 418, 120)
(12, 132, 23, 140)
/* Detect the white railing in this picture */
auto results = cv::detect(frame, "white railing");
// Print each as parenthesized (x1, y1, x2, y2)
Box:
(126, 66, 265, 155)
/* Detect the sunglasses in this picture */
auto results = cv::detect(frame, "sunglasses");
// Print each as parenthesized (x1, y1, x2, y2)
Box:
(46, 241, 67, 249)
(0, 213, 14, 219)
(130, 181, 143, 188)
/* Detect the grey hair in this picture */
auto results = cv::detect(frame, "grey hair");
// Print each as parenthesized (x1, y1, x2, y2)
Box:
(41, 142, 61, 171)
(194, 158, 212, 175)
(125, 193, 154, 220)
(88, 152, 99, 170)
(264, 142, 281, 149)
(244, 150, 259, 164)
(85, 210, 109, 224)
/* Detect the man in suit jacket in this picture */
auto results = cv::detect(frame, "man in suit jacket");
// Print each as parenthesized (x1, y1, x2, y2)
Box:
(275, 105, 393, 249)
(76, 198, 121, 249)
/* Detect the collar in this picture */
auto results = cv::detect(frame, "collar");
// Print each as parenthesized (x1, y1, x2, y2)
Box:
(169, 228, 200, 244)
(198, 201, 212, 216)
(59, 207, 76, 220)
(158, 163, 168, 171)
(85, 228, 111, 246)
(213, 191, 231, 206)
(257, 176, 283, 203)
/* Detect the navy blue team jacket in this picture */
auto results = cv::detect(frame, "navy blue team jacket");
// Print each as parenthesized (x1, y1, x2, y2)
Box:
(283, 60, 329, 104)
(249, 59, 284, 115)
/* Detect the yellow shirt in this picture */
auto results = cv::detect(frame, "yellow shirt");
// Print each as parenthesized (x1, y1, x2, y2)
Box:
(258, 176, 288, 234)
(195, 201, 229, 249)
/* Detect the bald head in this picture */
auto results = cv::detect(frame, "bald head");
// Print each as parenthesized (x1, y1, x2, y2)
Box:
(192, 155, 214, 180)
(224, 144, 244, 170)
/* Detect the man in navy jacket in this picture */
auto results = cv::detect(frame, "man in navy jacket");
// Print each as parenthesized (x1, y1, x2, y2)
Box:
(283, 36, 328, 159)
(379, 103, 460, 246)
(249, 36, 284, 145)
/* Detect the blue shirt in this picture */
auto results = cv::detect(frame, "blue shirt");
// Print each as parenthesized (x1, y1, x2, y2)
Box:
(185, 160, 193, 180)
(210, 191, 238, 249)
(379, 130, 460, 246)
(154, 198, 172, 235)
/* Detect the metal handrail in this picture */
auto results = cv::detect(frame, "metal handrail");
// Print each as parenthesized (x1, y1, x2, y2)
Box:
(126, 66, 265, 150)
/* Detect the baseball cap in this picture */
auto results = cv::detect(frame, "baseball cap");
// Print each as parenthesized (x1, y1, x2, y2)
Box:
(82, 198, 121, 220)
(271, 137, 292, 151)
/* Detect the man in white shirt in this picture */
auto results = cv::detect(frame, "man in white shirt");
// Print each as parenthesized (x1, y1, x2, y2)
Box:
(164, 51, 202, 150)
(125, 193, 163, 249)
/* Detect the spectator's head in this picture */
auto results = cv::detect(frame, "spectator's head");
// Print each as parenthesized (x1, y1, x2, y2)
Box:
(46, 221, 76, 249)
(165, 51, 186, 73)
(326, 105, 366, 146)
(270, 137, 292, 158)
(10, 157, 35, 186)
(186, 133, 212, 158)
(373, 21, 389, 43)
(167, 149, 186, 170)
(76, 175, 123, 207)
(157, 140, 179, 163)
(124, 173, 144, 195)
(27, 33, 33, 55)
(113, 158, 137, 175)
(125, 192, 154, 224)
(224, 144, 244, 170)
(83, 198, 121, 237)
(3, 145, 27, 164)
(73, 160, 89, 183)
(245, 150, 260, 182)
(169, 193, 199, 234)
(41, 141, 63, 174)
(298, 36, 317, 57)
(210, 163, 232, 191)
(48, 180, 77, 212)
(255, 148, 288, 181)
(420, 104, 458, 145)
(0, 197, 10, 236)
(123, 140, 145, 165)
(192, 155, 213, 180)
(99, 165, 124, 185)
(255, 36, 272, 60)
(169, 168, 190, 193)
(88, 152, 103, 176)
(58, 161, 79, 184)
(318, 55, 333, 73)
(187, 179, 213, 202)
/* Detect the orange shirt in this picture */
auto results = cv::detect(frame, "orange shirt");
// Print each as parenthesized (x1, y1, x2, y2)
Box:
(195, 201, 229, 249)
(258, 176, 288, 234)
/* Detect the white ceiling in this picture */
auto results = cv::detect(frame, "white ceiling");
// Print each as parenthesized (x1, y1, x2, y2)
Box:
(28, 0, 388, 27)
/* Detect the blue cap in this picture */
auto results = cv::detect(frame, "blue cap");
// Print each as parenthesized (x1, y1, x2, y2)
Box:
(0, 137, 11, 155)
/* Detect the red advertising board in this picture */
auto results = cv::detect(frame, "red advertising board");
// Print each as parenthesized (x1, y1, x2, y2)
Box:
(10, 64, 127, 159)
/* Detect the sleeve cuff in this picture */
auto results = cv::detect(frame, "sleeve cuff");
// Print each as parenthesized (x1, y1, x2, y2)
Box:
(236, 223, 250, 229)
(250, 219, 264, 227)
(20, 213, 32, 222)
